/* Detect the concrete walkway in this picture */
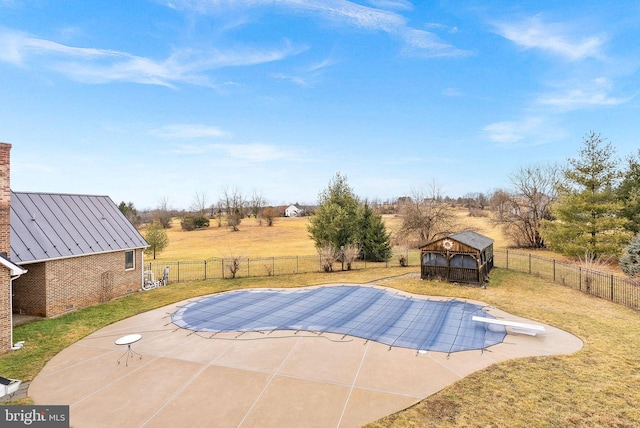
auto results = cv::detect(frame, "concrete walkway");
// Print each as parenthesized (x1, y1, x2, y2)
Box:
(28, 284, 583, 427)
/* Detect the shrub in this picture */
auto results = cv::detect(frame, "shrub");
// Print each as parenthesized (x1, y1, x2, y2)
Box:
(621, 233, 640, 278)
(180, 215, 210, 231)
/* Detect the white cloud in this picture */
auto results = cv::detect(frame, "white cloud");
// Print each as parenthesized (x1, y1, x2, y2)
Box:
(151, 124, 231, 139)
(483, 117, 547, 146)
(365, 0, 413, 11)
(537, 77, 633, 110)
(492, 15, 606, 61)
(171, 142, 305, 163)
(0, 27, 305, 86)
(443, 87, 463, 97)
(171, 0, 468, 57)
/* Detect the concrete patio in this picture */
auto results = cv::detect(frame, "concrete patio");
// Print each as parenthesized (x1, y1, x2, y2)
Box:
(28, 284, 583, 427)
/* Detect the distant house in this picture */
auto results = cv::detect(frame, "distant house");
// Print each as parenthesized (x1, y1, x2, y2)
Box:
(419, 230, 494, 284)
(285, 204, 304, 217)
(0, 142, 148, 353)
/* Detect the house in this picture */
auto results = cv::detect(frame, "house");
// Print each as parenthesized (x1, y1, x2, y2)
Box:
(0, 143, 148, 353)
(285, 204, 304, 217)
(419, 230, 494, 284)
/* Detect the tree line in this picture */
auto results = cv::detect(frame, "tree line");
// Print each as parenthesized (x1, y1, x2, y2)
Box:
(120, 131, 640, 277)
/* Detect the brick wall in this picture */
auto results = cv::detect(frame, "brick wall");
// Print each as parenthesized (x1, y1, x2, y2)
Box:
(13, 249, 143, 317)
(12, 262, 46, 316)
(0, 143, 11, 352)
(0, 269, 10, 351)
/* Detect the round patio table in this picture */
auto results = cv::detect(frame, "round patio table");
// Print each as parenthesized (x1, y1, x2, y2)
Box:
(115, 334, 142, 366)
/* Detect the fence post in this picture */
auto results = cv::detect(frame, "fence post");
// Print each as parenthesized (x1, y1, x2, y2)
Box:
(553, 259, 556, 282)
(247, 258, 250, 277)
(529, 254, 532, 274)
(579, 267, 582, 291)
(177, 261, 180, 283)
(611, 275, 614, 301)
(221, 259, 225, 279)
(204, 260, 207, 280)
(296, 256, 299, 274)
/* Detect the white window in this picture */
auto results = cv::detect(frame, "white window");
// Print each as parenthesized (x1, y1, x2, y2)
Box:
(125, 250, 135, 270)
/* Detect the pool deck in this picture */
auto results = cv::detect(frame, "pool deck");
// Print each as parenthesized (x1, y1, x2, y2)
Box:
(27, 284, 583, 427)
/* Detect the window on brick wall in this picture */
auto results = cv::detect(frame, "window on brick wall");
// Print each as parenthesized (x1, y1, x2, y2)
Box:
(125, 250, 135, 270)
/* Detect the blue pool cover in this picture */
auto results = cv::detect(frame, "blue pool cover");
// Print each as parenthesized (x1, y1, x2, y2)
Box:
(171, 286, 506, 353)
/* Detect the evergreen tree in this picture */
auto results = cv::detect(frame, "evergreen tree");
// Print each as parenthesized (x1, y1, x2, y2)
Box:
(621, 232, 640, 278)
(144, 220, 169, 259)
(308, 172, 360, 250)
(541, 131, 630, 258)
(308, 173, 392, 264)
(618, 149, 640, 234)
(357, 202, 392, 261)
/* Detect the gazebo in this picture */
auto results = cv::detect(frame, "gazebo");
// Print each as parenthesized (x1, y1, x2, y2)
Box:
(419, 230, 494, 284)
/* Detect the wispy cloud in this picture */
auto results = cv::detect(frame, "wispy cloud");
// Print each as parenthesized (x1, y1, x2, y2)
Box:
(365, 0, 413, 12)
(171, 0, 469, 57)
(270, 55, 336, 87)
(492, 15, 606, 61)
(483, 116, 556, 146)
(443, 87, 463, 97)
(151, 124, 231, 139)
(0, 27, 305, 86)
(171, 142, 304, 163)
(537, 77, 633, 110)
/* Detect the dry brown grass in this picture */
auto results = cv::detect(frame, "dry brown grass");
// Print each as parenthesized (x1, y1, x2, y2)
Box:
(6, 206, 640, 423)
(150, 216, 317, 261)
(365, 269, 640, 427)
(149, 209, 510, 262)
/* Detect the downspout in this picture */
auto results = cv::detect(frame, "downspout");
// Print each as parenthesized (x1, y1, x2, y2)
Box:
(10, 267, 27, 351)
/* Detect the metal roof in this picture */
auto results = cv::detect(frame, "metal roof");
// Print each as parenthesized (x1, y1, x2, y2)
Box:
(449, 230, 494, 251)
(10, 191, 148, 264)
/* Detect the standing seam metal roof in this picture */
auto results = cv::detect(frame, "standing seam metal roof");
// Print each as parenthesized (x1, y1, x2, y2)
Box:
(10, 191, 148, 264)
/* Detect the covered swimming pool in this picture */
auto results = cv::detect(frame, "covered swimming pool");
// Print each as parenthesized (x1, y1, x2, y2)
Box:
(171, 285, 506, 354)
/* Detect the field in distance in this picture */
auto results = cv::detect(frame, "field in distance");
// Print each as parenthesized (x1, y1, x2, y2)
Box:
(144, 209, 510, 263)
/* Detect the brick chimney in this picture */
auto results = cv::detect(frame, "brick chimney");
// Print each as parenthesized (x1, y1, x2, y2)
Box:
(0, 142, 10, 258)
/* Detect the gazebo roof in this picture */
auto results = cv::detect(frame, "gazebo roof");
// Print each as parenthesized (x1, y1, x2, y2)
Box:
(449, 230, 493, 251)
(419, 230, 493, 251)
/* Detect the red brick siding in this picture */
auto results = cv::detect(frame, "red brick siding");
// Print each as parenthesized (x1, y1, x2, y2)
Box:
(0, 270, 10, 351)
(0, 143, 11, 352)
(13, 250, 143, 318)
(12, 262, 46, 316)
(0, 143, 10, 257)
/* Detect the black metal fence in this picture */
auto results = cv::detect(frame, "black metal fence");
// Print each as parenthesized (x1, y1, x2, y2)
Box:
(144, 249, 422, 283)
(145, 248, 640, 311)
(494, 249, 640, 311)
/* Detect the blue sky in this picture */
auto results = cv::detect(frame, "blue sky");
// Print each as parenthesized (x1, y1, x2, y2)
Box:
(1, 1, 639, 210)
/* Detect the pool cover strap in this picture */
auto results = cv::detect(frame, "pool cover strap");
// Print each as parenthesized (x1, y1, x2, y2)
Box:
(171, 286, 506, 354)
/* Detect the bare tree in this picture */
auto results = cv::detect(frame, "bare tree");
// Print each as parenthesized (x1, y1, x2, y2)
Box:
(396, 183, 457, 247)
(489, 188, 511, 218)
(492, 163, 562, 248)
(462, 192, 489, 216)
(220, 187, 245, 231)
(153, 197, 173, 228)
(223, 255, 245, 279)
(249, 190, 267, 224)
(261, 206, 279, 226)
(190, 191, 208, 216)
(341, 243, 361, 271)
(318, 243, 340, 272)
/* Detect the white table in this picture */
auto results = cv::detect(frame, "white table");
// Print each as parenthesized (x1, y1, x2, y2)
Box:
(115, 334, 142, 366)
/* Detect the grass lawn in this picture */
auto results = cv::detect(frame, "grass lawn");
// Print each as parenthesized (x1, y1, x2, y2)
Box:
(3, 208, 637, 425)
(3, 266, 640, 426)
